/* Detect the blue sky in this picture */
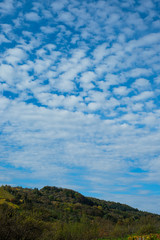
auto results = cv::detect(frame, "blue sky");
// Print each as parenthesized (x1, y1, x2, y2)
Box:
(0, 0, 160, 214)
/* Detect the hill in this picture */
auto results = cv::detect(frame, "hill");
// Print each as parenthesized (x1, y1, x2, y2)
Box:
(0, 185, 160, 240)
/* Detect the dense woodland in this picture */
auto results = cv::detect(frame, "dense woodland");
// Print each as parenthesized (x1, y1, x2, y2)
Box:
(0, 185, 160, 240)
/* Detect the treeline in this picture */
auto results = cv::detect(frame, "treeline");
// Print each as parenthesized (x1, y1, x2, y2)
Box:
(0, 185, 160, 240)
(0, 204, 99, 240)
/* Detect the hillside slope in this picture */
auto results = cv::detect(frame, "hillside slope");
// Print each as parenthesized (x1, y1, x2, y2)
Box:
(0, 185, 160, 240)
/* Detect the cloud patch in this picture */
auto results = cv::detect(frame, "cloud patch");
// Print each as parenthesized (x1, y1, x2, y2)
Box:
(0, 0, 160, 214)
(25, 11, 41, 21)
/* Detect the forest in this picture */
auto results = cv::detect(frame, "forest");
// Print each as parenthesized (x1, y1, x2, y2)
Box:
(0, 185, 160, 240)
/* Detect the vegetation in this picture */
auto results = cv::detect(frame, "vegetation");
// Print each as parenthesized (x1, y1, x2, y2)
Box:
(128, 234, 160, 239)
(0, 185, 160, 240)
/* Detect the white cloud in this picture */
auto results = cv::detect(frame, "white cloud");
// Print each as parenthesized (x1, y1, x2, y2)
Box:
(58, 11, 75, 25)
(5, 47, 28, 65)
(56, 78, 75, 92)
(85, 90, 106, 103)
(92, 43, 108, 63)
(154, 76, 160, 84)
(0, 34, 10, 44)
(33, 59, 51, 74)
(132, 78, 151, 91)
(0, 64, 15, 84)
(128, 68, 152, 78)
(25, 12, 41, 21)
(79, 71, 96, 90)
(88, 102, 100, 111)
(137, 0, 155, 13)
(126, 33, 160, 52)
(126, 12, 147, 31)
(51, 0, 67, 12)
(143, 113, 157, 126)
(0, 96, 10, 110)
(113, 86, 130, 96)
(1, 23, 13, 35)
(0, 0, 14, 15)
(41, 26, 56, 34)
(153, 20, 160, 29)
(63, 95, 82, 110)
(131, 103, 144, 112)
(105, 97, 120, 109)
(132, 91, 154, 101)
(32, 2, 43, 12)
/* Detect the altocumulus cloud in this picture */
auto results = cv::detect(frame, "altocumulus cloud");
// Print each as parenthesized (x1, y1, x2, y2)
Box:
(0, 0, 160, 214)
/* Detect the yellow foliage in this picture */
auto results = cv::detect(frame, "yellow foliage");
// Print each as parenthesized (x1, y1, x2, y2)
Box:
(0, 198, 19, 209)
(97, 205, 103, 210)
(128, 234, 160, 240)
(0, 187, 14, 200)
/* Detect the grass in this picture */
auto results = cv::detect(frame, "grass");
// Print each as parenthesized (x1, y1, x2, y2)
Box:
(0, 186, 15, 200)
(0, 198, 19, 208)
(0, 187, 19, 208)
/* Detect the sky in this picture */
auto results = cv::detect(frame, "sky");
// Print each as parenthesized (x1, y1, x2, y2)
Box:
(0, 0, 160, 214)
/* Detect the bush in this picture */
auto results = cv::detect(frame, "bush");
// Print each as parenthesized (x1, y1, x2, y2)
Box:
(138, 224, 157, 235)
